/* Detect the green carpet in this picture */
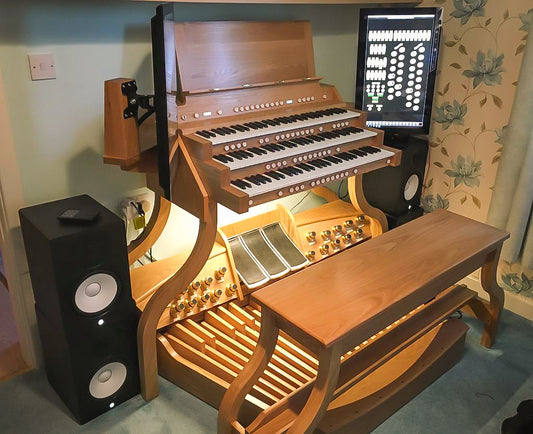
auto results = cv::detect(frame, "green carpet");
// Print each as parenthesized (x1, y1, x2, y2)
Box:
(0, 310, 532, 433)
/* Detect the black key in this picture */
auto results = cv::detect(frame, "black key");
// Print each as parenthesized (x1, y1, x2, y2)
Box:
(279, 167, 295, 176)
(249, 147, 265, 155)
(231, 179, 249, 189)
(258, 174, 272, 183)
(245, 176, 261, 185)
(222, 127, 236, 134)
(244, 122, 259, 130)
(196, 130, 211, 138)
(349, 149, 367, 157)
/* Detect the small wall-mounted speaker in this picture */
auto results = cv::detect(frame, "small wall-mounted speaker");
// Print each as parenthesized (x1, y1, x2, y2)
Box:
(362, 136, 428, 228)
(19, 195, 140, 424)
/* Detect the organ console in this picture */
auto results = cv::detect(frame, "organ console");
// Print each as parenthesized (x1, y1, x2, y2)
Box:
(103, 18, 506, 434)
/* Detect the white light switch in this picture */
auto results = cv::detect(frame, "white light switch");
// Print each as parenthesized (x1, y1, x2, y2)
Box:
(28, 53, 56, 80)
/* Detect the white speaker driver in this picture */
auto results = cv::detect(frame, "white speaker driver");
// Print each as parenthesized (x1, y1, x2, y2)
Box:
(404, 173, 420, 201)
(75, 273, 118, 314)
(89, 362, 127, 399)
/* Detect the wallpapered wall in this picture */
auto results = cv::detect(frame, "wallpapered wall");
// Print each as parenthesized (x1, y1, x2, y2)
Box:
(419, 0, 533, 299)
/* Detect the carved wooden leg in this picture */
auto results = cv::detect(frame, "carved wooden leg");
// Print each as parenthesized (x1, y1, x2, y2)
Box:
(348, 175, 388, 236)
(138, 200, 217, 401)
(287, 345, 341, 434)
(479, 246, 505, 348)
(218, 309, 279, 434)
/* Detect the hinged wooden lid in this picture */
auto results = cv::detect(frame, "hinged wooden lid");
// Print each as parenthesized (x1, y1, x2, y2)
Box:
(174, 21, 316, 95)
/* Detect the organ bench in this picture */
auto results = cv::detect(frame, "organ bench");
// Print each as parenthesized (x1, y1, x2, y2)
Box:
(218, 210, 509, 433)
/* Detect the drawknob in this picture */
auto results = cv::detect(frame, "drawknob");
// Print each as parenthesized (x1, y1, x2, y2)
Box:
(356, 215, 366, 224)
(332, 225, 343, 235)
(306, 250, 316, 261)
(169, 299, 186, 317)
(321, 230, 332, 240)
(342, 233, 353, 244)
(188, 281, 201, 295)
(226, 283, 238, 296)
(187, 297, 198, 308)
(330, 239, 341, 250)
(343, 220, 354, 231)
(210, 288, 223, 300)
(199, 292, 211, 306)
(214, 267, 227, 281)
(319, 244, 330, 255)
(201, 276, 214, 290)
(354, 227, 364, 237)
(306, 231, 316, 243)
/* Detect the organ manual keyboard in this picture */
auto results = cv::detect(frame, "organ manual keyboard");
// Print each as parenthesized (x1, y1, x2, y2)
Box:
(103, 16, 506, 434)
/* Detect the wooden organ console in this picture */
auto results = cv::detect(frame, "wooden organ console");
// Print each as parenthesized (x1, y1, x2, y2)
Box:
(103, 19, 507, 433)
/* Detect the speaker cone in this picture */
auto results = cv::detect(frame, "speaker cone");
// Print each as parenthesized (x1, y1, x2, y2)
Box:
(89, 362, 127, 399)
(75, 273, 118, 314)
(403, 173, 420, 201)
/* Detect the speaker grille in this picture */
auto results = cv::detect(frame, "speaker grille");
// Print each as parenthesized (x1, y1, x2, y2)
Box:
(89, 362, 127, 399)
(75, 273, 118, 314)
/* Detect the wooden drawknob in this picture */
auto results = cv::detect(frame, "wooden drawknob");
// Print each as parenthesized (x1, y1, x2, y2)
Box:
(201, 276, 214, 290)
(211, 288, 223, 300)
(214, 267, 227, 280)
(187, 281, 201, 295)
(226, 283, 238, 296)
(169, 299, 186, 317)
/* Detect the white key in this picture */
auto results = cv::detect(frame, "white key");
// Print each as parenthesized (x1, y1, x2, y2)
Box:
(235, 148, 394, 197)
(222, 130, 377, 171)
(194, 111, 359, 145)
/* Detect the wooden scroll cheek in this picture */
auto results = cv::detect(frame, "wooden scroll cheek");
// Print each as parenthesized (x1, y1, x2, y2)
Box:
(218, 309, 279, 434)
(348, 175, 388, 236)
(137, 138, 218, 401)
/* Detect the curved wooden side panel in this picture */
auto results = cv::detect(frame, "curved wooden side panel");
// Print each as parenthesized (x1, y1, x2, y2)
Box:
(138, 199, 217, 401)
(128, 194, 172, 266)
(347, 175, 388, 236)
(137, 139, 219, 402)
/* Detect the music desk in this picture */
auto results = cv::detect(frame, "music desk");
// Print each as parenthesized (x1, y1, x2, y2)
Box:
(218, 210, 509, 433)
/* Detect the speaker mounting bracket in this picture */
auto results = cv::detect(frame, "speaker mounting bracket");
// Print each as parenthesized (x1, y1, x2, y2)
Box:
(121, 80, 155, 126)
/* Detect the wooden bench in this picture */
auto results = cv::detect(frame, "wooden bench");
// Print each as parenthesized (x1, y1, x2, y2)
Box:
(218, 210, 509, 433)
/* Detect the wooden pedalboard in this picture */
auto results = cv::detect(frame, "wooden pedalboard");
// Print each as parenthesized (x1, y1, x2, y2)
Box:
(130, 199, 473, 433)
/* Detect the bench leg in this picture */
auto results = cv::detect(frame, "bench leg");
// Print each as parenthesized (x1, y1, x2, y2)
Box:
(287, 345, 342, 434)
(479, 246, 505, 348)
(218, 308, 278, 434)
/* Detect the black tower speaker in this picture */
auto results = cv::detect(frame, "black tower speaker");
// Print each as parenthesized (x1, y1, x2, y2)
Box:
(362, 136, 428, 229)
(19, 195, 140, 424)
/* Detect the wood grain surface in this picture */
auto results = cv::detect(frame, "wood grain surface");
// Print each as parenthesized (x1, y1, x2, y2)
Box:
(252, 210, 509, 350)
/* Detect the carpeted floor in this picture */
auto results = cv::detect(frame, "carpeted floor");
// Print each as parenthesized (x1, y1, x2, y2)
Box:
(0, 309, 531, 433)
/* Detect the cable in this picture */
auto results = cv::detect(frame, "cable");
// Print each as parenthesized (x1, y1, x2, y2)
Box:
(290, 191, 311, 212)
(337, 179, 350, 200)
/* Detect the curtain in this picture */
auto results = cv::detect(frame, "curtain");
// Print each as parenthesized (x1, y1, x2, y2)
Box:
(487, 28, 533, 269)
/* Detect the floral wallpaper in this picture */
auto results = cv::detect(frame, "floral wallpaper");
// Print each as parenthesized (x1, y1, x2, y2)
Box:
(420, 0, 532, 298)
